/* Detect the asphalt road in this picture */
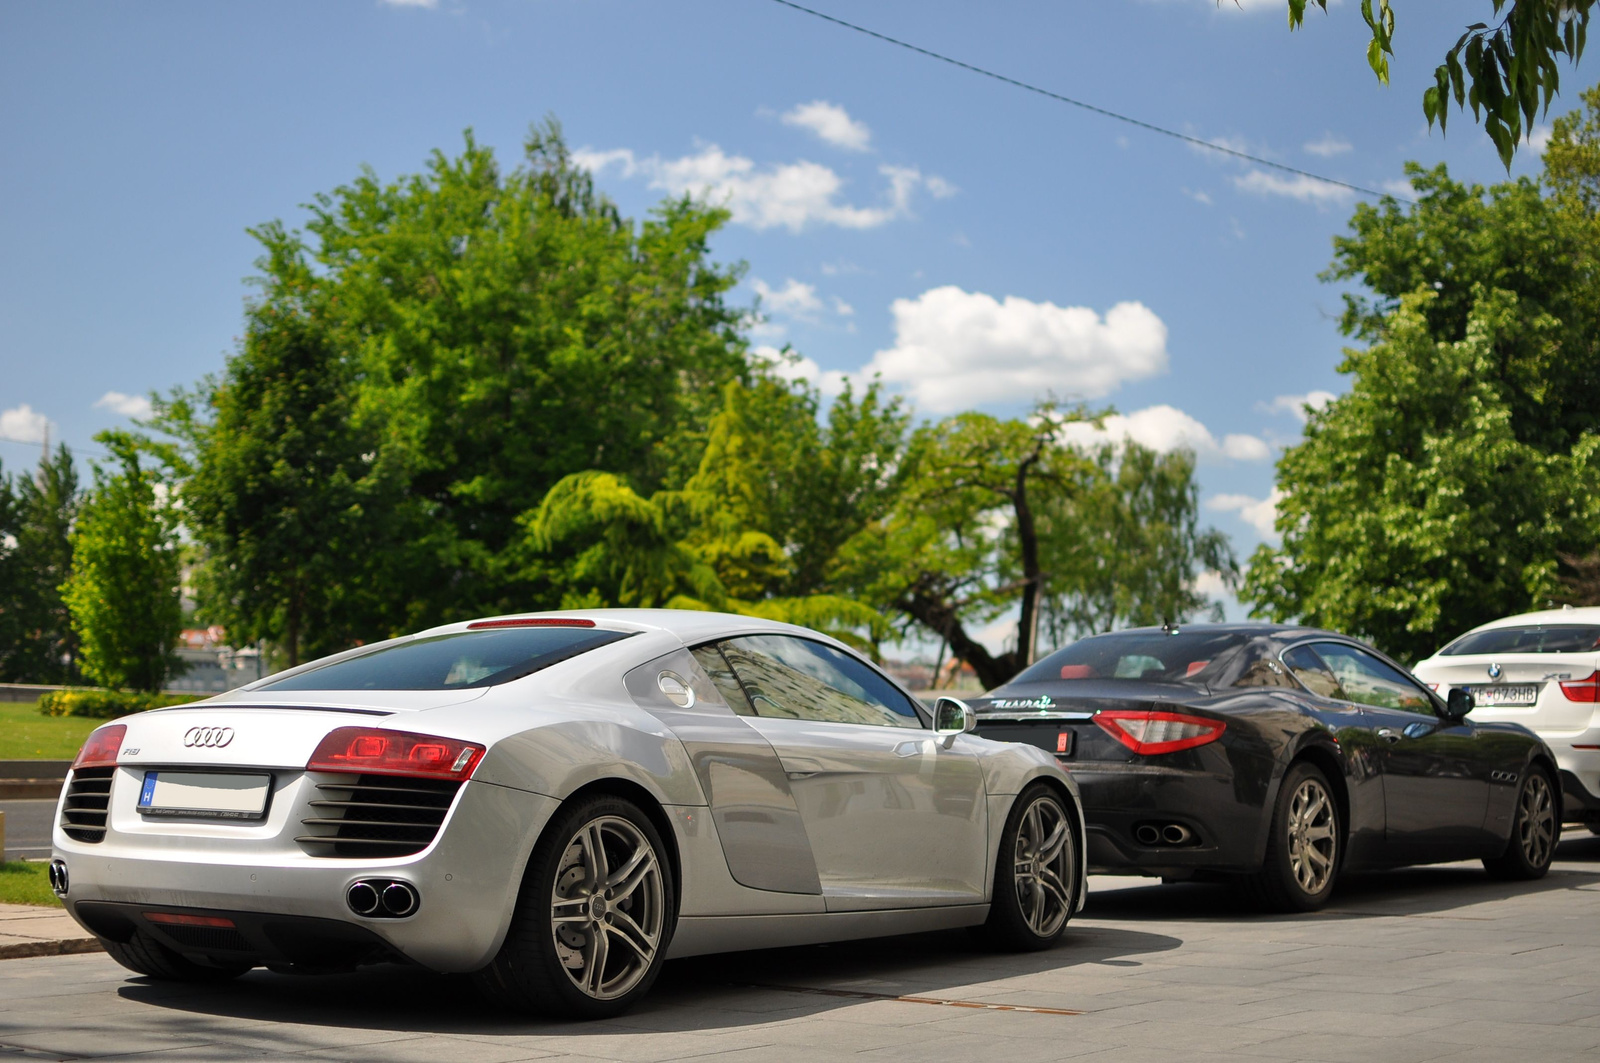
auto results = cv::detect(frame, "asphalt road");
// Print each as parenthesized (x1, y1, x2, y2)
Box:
(2, 837, 1599, 1062)
(0, 800, 53, 861)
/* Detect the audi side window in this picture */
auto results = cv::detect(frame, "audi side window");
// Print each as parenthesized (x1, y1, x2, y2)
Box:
(717, 635, 923, 729)
(1281, 645, 1346, 701)
(1310, 643, 1433, 715)
(689, 645, 757, 717)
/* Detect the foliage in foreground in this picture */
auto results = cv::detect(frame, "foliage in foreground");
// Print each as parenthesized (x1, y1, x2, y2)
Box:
(37, 689, 202, 720)
(1243, 87, 1600, 662)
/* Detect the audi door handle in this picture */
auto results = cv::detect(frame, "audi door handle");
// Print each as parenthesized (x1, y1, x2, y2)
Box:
(1376, 728, 1401, 744)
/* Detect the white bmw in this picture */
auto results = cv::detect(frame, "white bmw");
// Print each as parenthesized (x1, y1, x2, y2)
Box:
(1412, 606, 1600, 832)
(51, 610, 1084, 1018)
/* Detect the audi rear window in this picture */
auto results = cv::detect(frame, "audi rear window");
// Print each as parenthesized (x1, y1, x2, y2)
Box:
(1440, 624, 1600, 656)
(259, 627, 633, 691)
(1013, 631, 1250, 684)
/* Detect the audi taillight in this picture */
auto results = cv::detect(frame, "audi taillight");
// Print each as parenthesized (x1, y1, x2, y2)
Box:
(72, 724, 126, 770)
(306, 727, 485, 780)
(1560, 671, 1600, 702)
(1094, 710, 1225, 755)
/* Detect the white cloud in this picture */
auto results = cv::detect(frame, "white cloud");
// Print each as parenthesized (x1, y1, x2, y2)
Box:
(1304, 133, 1353, 157)
(1529, 124, 1554, 154)
(1258, 390, 1335, 424)
(924, 174, 958, 199)
(751, 345, 851, 396)
(95, 391, 153, 419)
(832, 296, 855, 317)
(781, 101, 871, 152)
(1057, 405, 1271, 464)
(0, 404, 51, 444)
(1233, 169, 1354, 205)
(861, 286, 1168, 413)
(1380, 177, 1415, 198)
(1182, 187, 1213, 206)
(1191, 570, 1231, 599)
(378, 0, 438, 7)
(753, 278, 824, 319)
(577, 144, 951, 232)
(1208, 488, 1284, 539)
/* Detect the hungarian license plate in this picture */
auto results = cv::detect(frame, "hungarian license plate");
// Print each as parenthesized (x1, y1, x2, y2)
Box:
(138, 771, 272, 820)
(1467, 684, 1538, 707)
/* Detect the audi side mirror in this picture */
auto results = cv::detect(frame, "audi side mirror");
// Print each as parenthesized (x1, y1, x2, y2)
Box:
(934, 696, 977, 748)
(1445, 687, 1474, 721)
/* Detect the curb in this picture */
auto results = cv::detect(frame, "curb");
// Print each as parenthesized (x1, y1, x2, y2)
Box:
(0, 938, 102, 961)
(0, 783, 62, 800)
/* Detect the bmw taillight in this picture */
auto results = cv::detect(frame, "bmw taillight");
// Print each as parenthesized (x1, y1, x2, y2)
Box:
(72, 724, 126, 770)
(1559, 671, 1600, 702)
(1094, 710, 1225, 755)
(306, 727, 485, 780)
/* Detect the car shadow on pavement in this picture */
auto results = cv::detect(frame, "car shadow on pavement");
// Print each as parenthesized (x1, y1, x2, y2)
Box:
(114, 922, 1181, 1038)
(1083, 834, 1600, 922)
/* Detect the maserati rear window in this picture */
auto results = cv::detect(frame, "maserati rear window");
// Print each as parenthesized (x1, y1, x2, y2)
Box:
(1013, 631, 1250, 684)
(1440, 624, 1600, 656)
(259, 627, 633, 691)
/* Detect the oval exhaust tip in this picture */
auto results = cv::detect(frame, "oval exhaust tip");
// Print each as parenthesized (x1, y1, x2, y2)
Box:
(1162, 824, 1193, 846)
(347, 881, 381, 916)
(381, 882, 419, 917)
(1133, 824, 1161, 846)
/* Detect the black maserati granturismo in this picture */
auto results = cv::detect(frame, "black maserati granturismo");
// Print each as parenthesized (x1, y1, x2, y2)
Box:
(970, 624, 1561, 910)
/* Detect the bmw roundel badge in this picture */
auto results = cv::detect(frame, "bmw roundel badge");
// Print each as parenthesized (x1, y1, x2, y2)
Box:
(1487, 662, 1502, 680)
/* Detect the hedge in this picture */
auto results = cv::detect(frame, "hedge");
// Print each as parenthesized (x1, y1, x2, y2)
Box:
(37, 688, 204, 719)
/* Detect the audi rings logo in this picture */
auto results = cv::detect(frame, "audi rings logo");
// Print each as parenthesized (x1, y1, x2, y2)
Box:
(183, 726, 235, 749)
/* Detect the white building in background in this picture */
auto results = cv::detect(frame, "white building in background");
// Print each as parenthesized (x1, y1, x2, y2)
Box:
(167, 626, 266, 694)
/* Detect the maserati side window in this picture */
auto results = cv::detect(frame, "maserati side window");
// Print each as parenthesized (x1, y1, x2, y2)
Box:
(1281, 645, 1346, 701)
(717, 635, 923, 729)
(1310, 642, 1433, 714)
(689, 645, 757, 717)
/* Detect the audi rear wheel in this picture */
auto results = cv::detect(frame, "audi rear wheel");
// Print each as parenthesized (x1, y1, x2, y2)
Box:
(975, 783, 1080, 951)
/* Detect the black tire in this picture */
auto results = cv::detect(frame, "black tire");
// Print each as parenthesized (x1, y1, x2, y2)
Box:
(975, 783, 1080, 951)
(1484, 766, 1559, 880)
(1247, 761, 1341, 912)
(101, 928, 251, 982)
(474, 794, 676, 1019)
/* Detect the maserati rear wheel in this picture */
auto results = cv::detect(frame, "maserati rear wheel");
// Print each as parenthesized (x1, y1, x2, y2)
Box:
(475, 794, 676, 1019)
(976, 783, 1079, 951)
(1484, 767, 1559, 880)
(1248, 761, 1341, 912)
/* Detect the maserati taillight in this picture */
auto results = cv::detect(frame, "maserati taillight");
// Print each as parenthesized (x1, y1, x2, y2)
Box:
(306, 727, 485, 780)
(1094, 710, 1225, 755)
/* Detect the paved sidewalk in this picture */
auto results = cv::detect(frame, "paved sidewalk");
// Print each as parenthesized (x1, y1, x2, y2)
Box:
(0, 902, 98, 960)
(1, 838, 1598, 1061)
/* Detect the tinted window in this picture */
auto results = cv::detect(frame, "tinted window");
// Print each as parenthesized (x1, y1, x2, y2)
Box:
(717, 635, 922, 729)
(690, 645, 757, 716)
(1309, 642, 1433, 714)
(1230, 646, 1296, 689)
(260, 627, 631, 691)
(1281, 645, 1344, 700)
(1014, 631, 1250, 684)
(1441, 624, 1600, 656)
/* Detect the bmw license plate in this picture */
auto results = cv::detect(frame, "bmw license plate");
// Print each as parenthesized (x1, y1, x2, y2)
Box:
(138, 771, 272, 820)
(1466, 684, 1538, 707)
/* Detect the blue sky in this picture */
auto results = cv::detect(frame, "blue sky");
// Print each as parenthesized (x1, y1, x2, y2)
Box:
(1, 0, 1589, 627)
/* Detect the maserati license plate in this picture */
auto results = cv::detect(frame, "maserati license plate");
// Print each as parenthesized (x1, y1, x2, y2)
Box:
(1467, 684, 1538, 707)
(138, 771, 272, 820)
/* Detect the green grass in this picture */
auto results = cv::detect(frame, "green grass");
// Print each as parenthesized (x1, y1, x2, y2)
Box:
(0, 861, 61, 907)
(0, 699, 98, 760)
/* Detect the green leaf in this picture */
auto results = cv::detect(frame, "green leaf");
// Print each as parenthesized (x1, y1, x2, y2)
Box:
(1368, 36, 1390, 84)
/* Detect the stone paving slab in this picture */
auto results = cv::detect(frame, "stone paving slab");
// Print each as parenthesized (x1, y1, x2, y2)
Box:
(0, 836, 1597, 1061)
(0, 901, 99, 960)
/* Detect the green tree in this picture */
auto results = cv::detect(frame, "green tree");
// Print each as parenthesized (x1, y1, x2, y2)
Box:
(1242, 94, 1600, 660)
(843, 409, 1234, 690)
(2, 446, 81, 683)
(0, 463, 23, 677)
(1286, 1, 1594, 166)
(61, 435, 183, 692)
(161, 120, 752, 652)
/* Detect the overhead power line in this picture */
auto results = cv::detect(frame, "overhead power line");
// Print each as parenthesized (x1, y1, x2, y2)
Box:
(765, 0, 1407, 204)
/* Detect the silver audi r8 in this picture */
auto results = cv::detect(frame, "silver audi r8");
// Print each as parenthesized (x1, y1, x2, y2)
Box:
(51, 610, 1084, 1018)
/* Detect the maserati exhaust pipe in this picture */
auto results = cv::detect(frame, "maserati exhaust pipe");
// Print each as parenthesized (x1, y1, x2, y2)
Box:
(381, 881, 419, 917)
(346, 881, 381, 916)
(1162, 823, 1194, 846)
(1134, 824, 1161, 846)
